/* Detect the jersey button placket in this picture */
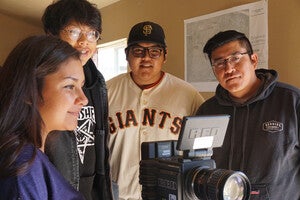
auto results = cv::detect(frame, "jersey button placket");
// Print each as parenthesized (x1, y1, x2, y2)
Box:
(141, 90, 149, 105)
(140, 91, 149, 135)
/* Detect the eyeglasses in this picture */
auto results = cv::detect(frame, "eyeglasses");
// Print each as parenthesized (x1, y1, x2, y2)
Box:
(63, 28, 100, 42)
(211, 52, 249, 70)
(130, 46, 164, 59)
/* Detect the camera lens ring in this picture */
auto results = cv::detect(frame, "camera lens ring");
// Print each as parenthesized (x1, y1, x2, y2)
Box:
(185, 166, 209, 199)
(185, 167, 251, 200)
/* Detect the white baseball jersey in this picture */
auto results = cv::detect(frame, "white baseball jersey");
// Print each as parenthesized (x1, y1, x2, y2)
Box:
(107, 72, 205, 200)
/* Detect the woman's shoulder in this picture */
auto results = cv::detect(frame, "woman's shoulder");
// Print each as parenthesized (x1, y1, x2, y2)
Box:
(13, 145, 84, 199)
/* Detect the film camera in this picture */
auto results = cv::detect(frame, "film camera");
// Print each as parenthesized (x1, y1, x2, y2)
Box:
(140, 115, 251, 200)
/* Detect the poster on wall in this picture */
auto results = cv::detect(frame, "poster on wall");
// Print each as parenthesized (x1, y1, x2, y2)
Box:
(184, 0, 268, 92)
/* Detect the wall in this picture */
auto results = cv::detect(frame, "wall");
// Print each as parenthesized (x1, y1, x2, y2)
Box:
(0, 0, 299, 98)
(100, 0, 300, 98)
(0, 13, 43, 66)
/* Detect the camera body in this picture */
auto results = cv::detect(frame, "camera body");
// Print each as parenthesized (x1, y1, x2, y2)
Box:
(140, 116, 250, 200)
(140, 140, 217, 200)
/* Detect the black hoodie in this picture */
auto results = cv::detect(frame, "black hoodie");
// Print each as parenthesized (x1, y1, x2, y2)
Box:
(197, 69, 300, 200)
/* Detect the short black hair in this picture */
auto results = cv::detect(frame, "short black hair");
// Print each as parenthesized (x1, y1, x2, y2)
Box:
(203, 30, 253, 61)
(42, 0, 102, 35)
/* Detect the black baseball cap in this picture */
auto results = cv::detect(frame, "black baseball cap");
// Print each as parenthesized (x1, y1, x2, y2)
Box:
(127, 21, 167, 47)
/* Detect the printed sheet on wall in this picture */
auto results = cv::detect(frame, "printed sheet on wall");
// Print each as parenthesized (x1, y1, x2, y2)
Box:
(184, 0, 268, 92)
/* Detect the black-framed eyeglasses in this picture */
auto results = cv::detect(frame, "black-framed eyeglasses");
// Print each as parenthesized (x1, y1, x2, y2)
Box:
(212, 52, 249, 70)
(63, 28, 100, 43)
(130, 46, 164, 59)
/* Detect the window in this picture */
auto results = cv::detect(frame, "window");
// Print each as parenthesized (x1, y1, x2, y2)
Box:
(93, 38, 128, 81)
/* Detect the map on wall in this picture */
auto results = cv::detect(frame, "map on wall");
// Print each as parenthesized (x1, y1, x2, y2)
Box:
(184, 0, 268, 92)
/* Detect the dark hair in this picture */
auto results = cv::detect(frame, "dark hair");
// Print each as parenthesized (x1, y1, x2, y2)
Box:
(203, 30, 254, 62)
(42, 0, 102, 35)
(0, 35, 80, 178)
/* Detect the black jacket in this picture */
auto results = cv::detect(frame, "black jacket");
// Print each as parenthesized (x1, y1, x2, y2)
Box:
(197, 69, 300, 200)
(45, 60, 113, 200)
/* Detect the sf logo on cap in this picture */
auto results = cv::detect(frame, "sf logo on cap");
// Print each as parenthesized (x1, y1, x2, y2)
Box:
(143, 25, 152, 36)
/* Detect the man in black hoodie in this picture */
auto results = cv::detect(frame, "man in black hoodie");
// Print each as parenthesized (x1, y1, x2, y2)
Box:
(197, 30, 300, 200)
(42, 0, 113, 199)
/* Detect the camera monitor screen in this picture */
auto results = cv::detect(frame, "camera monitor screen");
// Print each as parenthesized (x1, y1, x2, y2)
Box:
(176, 115, 230, 151)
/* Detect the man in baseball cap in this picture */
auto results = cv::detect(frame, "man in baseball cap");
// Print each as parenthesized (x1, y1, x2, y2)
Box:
(107, 21, 204, 200)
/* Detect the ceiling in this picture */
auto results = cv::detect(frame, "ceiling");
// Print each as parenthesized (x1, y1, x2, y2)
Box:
(0, 0, 120, 26)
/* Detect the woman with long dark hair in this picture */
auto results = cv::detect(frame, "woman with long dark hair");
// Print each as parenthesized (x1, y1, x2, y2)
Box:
(0, 35, 88, 199)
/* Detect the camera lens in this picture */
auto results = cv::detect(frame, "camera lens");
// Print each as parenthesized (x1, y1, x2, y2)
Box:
(185, 168, 251, 200)
(223, 172, 249, 200)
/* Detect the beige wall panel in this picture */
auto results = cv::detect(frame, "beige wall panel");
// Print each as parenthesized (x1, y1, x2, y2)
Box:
(0, 0, 299, 98)
(0, 13, 43, 66)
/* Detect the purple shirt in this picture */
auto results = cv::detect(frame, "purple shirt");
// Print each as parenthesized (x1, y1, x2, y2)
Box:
(0, 144, 84, 200)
